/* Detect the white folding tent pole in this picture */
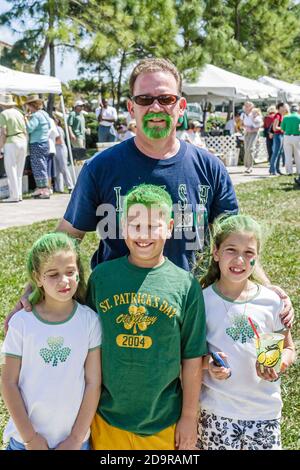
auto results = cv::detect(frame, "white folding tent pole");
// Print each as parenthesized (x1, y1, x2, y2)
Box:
(60, 94, 76, 183)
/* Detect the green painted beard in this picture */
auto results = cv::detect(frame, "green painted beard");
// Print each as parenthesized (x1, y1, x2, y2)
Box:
(142, 112, 173, 140)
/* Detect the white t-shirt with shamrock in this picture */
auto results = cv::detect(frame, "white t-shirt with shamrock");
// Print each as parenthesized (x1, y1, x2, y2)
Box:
(2, 302, 102, 449)
(201, 284, 284, 421)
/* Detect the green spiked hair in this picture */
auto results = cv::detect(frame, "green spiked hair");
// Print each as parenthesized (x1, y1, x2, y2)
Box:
(27, 232, 86, 305)
(122, 184, 173, 221)
(200, 214, 263, 288)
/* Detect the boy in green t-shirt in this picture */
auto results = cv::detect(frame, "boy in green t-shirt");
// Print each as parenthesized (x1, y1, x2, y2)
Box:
(87, 184, 207, 450)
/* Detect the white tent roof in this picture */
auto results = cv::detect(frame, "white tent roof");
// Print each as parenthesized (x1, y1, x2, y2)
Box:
(182, 64, 277, 101)
(0, 65, 62, 95)
(258, 76, 300, 103)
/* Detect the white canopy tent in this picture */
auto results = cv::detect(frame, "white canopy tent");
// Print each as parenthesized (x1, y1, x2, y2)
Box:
(0, 65, 76, 181)
(183, 64, 277, 102)
(258, 76, 300, 103)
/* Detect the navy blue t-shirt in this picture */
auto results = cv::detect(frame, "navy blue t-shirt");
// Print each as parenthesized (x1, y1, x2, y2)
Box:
(64, 138, 238, 271)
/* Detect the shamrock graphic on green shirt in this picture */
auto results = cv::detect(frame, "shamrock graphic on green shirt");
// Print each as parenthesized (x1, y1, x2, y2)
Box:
(40, 337, 71, 367)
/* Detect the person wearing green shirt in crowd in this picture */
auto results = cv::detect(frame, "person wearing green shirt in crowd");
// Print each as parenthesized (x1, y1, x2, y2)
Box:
(86, 184, 207, 451)
(67, 100, 86, 148)
(281, 103, 300, 184)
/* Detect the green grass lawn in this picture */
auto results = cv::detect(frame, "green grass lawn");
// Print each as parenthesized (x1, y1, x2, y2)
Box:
(0, 176, 299, 449)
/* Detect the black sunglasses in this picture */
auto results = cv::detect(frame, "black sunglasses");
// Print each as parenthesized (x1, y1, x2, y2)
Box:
(131, 94, 180, 106)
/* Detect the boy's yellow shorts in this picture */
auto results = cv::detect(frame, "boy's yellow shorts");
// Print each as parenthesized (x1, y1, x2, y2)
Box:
(91, 413, 176, 450)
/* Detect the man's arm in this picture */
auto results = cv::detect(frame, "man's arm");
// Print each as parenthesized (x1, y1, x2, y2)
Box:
(175, 357, 202, 450)
(56, 218, 86, 241)
(67, 113, 76, 142)
(273, 117, 281, 132)
(68, 126, 76, 142)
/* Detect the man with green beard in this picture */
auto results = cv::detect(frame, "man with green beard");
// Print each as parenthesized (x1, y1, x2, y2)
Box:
(8, 59, 293, 328)
(57, 58, 239, 273)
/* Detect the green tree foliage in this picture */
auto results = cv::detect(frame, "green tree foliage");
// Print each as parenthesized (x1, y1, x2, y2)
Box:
(200, 0, 300, 80)
(76, 0, 178, 110)
(171, 0, 207, 80)
(0, 0, 79, 75)
(1, 0, 300, 101)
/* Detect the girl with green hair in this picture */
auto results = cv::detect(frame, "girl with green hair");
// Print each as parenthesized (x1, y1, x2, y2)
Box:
(2, 232, 102, 451)
(197, 214, 295, 450)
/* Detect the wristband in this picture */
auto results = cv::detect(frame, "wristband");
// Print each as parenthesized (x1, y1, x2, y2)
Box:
(24, 432, 37, 446)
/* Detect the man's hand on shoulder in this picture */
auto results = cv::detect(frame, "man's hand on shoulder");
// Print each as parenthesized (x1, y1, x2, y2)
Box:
(267, 285, 294, 329)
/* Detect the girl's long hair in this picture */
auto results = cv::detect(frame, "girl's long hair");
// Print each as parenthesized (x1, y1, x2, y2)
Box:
(27, 232, 86, 305)
(200, 214, 264, 289)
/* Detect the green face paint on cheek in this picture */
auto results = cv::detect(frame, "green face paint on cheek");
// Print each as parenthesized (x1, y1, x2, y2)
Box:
(142, 112, 173, 140)
(250, 259, 256, 267)
(76, 274, 79, 282)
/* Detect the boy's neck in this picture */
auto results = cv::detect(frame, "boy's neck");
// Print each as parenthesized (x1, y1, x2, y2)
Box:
(35, 297, 75, 322)
(128, 254, 165, 269)
(216, 277, 256, 301)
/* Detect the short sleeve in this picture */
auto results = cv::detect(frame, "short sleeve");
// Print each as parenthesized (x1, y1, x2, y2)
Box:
(86, 272, 97, 312)
(63, 161, 101, 231)
(281, 117, 286, 132)
(1, 319, 23, 358)
(209, 163, 239, 222)
(67, 112, 74, 127)
(88, 312, 102, 350)
(0, 113, 6, 128)
(181, 277, 208, 359)
(273, 298, 285, 332)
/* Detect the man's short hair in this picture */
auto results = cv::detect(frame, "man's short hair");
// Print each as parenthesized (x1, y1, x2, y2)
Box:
(276, 102, 285, 110)
(129, 58, 182, 96)
(291, 103, 299, 112)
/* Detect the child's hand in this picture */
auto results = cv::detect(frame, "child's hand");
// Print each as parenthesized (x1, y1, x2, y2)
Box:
(280, 349, 293, 374)
(55, 435, 82, 450)
(175, 416, 198, 450)
(255, 362, 280, 381)
(208, 353, 231, 380)
(25, 433, 49, 450)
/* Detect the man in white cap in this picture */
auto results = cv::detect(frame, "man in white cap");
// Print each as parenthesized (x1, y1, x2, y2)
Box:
(67, 100, 86, 148)
(0, 94, 27, 203)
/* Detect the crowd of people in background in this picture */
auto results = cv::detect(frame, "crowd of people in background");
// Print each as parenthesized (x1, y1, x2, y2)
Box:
(223, 100, 300, 183)
(1, 91, 300, 204)
(1, 58, 295, 452)
(0, 94, 74, 202)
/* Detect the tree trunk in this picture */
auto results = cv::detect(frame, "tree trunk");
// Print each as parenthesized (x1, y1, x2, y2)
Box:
(46, 1, 56, 116)
(47, 39, 56, 116)
(227, 100, 233, 121)
(203, 102, 208, 133)
(34, 36, 50, 74)
(116, 51, 126, 113)
(234, 0, 241, 41)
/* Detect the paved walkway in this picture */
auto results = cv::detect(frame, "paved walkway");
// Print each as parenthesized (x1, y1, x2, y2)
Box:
(0, 164, 274, 230)
(0, 193, 70, 230)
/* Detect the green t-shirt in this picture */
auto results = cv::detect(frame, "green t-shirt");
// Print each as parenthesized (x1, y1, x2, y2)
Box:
(281, 112, 300, 135)
(0, 108, 27, 144)
(86, 256, 207, 435)
(67, 111, 85, 138)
